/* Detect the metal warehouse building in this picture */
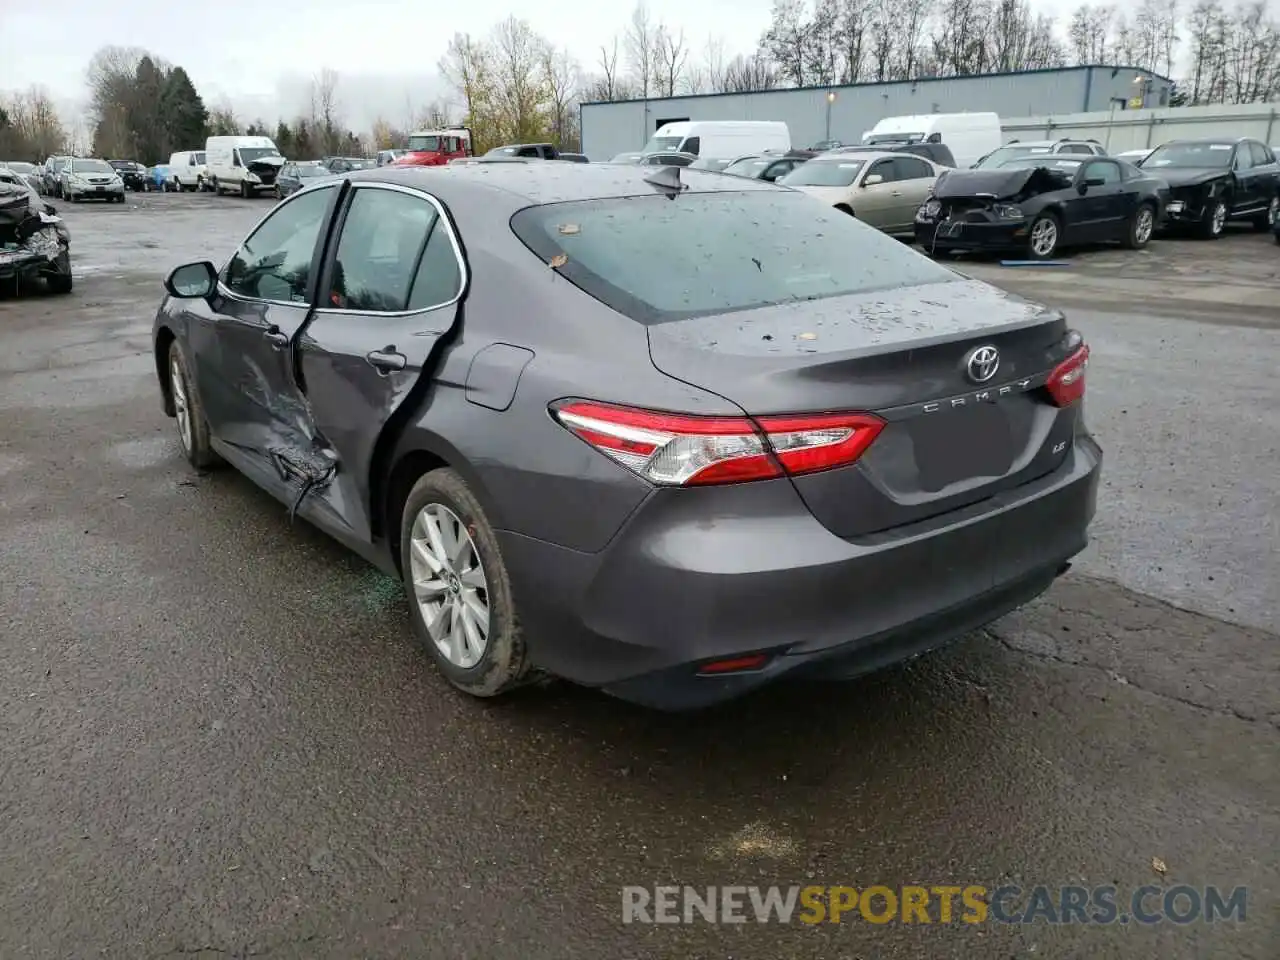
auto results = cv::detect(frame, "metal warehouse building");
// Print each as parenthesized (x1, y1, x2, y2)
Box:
(579, 65, 1174, 160)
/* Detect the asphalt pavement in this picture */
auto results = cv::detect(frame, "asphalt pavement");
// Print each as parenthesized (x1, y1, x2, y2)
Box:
(0, 191, 1276, 959)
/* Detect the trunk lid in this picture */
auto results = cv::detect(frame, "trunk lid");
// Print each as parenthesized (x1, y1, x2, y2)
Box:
(646, 277, 1078, 537)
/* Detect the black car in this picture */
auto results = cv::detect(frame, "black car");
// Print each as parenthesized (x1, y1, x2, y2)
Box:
(832, 141, 957, 168)
(275, 162, 332, 198)
(914, 156, 1168, 260)
(109, 160, 150, 191)
(321, 157, 375, 174)
(485, 143, 560, 160)
(1138, 138, 1279, 238)
(557, 153, 589, 163)
(0, 169, 72, 293)
(150, 165, 1099, 710)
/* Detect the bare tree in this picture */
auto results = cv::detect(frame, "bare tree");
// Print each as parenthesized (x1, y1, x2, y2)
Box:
(654, 25, 689, 96)
(703, 35, 729, 92)
(596, 36, 627, 100)
(1067, 4, 1114, 64)
(439, 32, 496, 147)
(543, 45, 581, 146)
(834, 0, 873, 81)
(723, 53, 779, 91)
(625, 2, 658, 98)
(490, 16, 549, 143)
(85, 45, 145, 156)
(762, 0, 813, 86)
(866, 0, 897, 80)
(309, 67, 341, 154)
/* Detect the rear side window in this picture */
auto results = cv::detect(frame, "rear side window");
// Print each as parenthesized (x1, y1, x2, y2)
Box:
(893, 156, 934, 180)
(510, 191, 955, 324)
(330, 187, 439, 312)
(1249, 141, 1271, 166)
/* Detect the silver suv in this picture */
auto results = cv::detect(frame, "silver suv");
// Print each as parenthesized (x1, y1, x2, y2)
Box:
(973, 139, 1107, 169)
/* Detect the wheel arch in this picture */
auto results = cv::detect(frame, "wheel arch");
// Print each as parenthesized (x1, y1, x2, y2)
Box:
(154, 325, 177, 416)
(374, 426, 505, 578)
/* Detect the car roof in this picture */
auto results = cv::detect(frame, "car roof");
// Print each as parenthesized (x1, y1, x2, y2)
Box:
(343, 163, 781, 210)
(807, 151, 915, 163)
(1165, 136, 1248, 144)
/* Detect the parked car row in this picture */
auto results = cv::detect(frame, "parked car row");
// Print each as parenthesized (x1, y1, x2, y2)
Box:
(603, 132, 1278, 260)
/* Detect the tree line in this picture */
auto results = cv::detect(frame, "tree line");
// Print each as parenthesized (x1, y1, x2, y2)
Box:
(1, 0, 1278, 164)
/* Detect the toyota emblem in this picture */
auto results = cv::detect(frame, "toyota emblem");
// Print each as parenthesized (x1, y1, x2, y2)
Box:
(964, 345, 1000, 383)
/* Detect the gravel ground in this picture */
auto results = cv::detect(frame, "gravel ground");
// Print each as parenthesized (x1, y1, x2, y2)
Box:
(0, 190, 1276, 959)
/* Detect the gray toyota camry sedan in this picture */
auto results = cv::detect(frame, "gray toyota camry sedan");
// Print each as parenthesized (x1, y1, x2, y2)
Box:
(151, 161, 1101, 710)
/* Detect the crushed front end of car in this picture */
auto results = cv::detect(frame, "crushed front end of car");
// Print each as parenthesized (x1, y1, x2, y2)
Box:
(0, 179, 72, 293)
(914, 166, 1071, 254)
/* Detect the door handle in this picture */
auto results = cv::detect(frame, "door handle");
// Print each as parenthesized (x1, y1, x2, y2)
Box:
(264, 327, 288, 347)
(890, 191, 902, 197)
(366, 347, 407, 373)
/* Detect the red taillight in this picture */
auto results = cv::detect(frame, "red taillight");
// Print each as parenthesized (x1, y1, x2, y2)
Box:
(1046, 343, 1090, 407)
(552, 400, 884, 487)
(698, 653, 772, 675)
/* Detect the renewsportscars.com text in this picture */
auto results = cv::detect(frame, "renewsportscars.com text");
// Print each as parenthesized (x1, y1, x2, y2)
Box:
(622, 884, 1248, 926)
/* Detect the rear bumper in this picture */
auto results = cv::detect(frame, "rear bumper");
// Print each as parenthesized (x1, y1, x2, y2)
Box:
(499, 432, 1102, 710)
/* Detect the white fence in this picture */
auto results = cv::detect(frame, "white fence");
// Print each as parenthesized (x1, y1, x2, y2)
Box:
(1001, 102, 1280, 152)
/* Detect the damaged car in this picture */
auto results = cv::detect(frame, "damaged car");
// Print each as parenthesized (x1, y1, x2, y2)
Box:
(1137, 137, 1279, 238)
(151, 165, 1099, 711)
(0, 169, 72, 294)
(914, 156, 1168, 260)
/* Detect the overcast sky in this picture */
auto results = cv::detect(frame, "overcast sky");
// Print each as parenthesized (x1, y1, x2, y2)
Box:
(2, 0, 1077, 131)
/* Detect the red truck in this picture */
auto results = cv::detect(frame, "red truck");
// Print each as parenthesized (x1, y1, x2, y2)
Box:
(391, 128, 473, 167)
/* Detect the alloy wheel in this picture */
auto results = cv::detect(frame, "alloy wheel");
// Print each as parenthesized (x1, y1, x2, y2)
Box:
(1135, 207, 1154, 244)
(409, 503, 490, 669)
(1030, 218, 1058, 257)
(1211, 202, 1227, 235)
(170, 358, 192, 453)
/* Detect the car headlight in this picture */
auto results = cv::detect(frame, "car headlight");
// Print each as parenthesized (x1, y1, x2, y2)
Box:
(993, 203, 1025, 219)
(921, 198, 941, 218)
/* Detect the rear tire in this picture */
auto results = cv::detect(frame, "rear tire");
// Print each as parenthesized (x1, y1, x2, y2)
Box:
(1199, 198, 1228, 239)
(399, 468, 529, 699)
(1123, 202, 1155, 249)
(1254, 195, 1278, 231)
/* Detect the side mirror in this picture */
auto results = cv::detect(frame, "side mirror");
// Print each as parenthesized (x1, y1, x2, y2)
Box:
(44, 202, 57, 215)
(863, 173, 884, 186)
(165, 261, 218, 299)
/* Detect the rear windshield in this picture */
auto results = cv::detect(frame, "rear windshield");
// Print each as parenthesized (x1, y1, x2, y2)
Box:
(510, 191, 954, 324)
(780, 159, 864, 186)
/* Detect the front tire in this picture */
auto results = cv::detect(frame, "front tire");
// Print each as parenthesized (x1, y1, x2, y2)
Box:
(1200, 198, 1228, 239)
(1027, 212, 1061, 259)
(240, 180, 252, 199)
(1124, 202, 1155, 249)
(167, 340, 219, 470)
(400, 468, 529, 699)
(45, 251, 72, 294)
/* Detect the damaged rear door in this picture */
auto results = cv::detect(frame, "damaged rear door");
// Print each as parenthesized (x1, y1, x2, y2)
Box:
(288, 181, 467, 545)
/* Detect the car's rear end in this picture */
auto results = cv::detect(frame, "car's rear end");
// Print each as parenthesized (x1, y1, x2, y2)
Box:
(500, 181, 1100, 709)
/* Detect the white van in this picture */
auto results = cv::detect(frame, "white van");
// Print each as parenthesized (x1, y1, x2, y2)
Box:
(205, 135, 286, 198)
(862, 113, 1001, 170)
(642, 121, 790, 161)
(168, 150, 208, 191)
